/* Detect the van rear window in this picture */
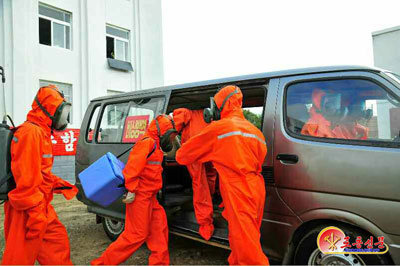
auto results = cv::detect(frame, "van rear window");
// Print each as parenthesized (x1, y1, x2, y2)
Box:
(97, 97, 165, 143)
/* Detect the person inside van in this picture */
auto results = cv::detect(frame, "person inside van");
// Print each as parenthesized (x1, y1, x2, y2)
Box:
(175, 85, 270, 265)
(301, 88, 347, 138)
(91, 114, 177, 265)
(302, 89, 371, 140)
(1, 85, 78, 265)
(333, 97, 371, 140)
(173, 108, 217, 241)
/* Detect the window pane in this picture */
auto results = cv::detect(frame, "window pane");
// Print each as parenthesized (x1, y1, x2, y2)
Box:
(286, 79, 400, 143)
(39, 4, 66, 22)
(65, 26, 70, 49)
(98, 102, 130, 143)
(115, 40, 125, 61)
(39, 17, 51, 46)
(53, 22, 65, 48)
(64, 13, 71, 23)
(124, 41, 129, 61)
(122, 98, 164, 143)
(106, 36, 114, 58)
(243, 107, 263, 129)
(106, 26, 129, 39)
(87, 106, 100, 143)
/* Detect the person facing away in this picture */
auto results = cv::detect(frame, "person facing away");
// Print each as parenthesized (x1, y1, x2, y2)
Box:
(175, 85, 270, 265)
(173, 108, 218, 240)
(1, 85, 78, 265)
(91, 114, 177, 265)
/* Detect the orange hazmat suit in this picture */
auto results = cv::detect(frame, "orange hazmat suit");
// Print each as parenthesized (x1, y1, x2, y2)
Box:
(91, 115, 175, 265)
(175, 85, 269, 265)
(1, 86, 78, 265)
(173, 108, 217, 240)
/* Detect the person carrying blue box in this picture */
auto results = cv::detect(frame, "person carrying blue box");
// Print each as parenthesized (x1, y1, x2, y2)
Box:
(91, 114, 178, 265)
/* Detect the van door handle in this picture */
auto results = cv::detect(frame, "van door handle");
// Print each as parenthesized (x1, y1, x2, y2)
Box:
(276, 154, 298, 164)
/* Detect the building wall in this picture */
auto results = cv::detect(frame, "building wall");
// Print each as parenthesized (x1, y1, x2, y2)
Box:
(0, 0, 164, 128)
(372, 26, 400, 74)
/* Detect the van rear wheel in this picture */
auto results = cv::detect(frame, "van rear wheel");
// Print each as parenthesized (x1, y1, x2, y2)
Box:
(293, 225, 392, 265)
(102, 217, 124, 241)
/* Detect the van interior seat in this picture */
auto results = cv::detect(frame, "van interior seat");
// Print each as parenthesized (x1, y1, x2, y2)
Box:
(287, 103, 310, 134)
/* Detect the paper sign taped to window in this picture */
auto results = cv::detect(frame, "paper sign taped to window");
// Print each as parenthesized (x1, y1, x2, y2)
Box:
(122, 115, 150, 143)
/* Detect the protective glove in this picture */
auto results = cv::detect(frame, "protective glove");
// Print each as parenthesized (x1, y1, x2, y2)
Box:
(122, 192, 135, 204)
(25, 202, 47, 240)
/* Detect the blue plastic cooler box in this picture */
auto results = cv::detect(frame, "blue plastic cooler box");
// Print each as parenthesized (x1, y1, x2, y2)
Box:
(79, 152, 126, 207)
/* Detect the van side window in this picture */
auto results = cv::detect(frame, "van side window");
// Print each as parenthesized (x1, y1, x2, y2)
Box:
(286, 79, 400, 144)
(87, 105, 100, 143)
(243, 107, 263, 129)
(97, 97, 165, 143)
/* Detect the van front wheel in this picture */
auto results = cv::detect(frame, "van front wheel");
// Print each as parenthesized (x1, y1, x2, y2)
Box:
(293, 225, 392, 265)
(102, 217, 124, 241)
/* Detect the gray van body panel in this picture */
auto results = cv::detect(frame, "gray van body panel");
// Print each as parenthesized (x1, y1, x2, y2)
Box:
(76, 65, 400, 264)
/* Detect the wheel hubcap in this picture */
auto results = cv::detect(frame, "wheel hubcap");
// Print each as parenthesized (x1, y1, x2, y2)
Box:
(308, 249, 366, 265)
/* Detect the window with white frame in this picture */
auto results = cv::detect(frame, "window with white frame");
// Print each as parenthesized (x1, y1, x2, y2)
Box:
(39, 3, 72, 50)
(39, 80, 73, 122)
(106, 25, 130, 62)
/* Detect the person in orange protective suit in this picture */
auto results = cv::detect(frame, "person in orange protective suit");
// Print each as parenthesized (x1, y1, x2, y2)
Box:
(1, 85, 78, 265)
(91, 115, 177, 265)
(175, 85, 270, 265)
(301, 89, 370, 140)
(333, 97, 371, 140)
(173, 108, 217, 240)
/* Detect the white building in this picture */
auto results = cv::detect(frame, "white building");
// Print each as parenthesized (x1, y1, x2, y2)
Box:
(372, 26, 400, 139)
(372, 25, 400, 74)
(0, 0, 164, 128)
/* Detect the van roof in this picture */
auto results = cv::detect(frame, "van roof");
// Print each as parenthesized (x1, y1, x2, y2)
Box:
(92, 65, 382, 102)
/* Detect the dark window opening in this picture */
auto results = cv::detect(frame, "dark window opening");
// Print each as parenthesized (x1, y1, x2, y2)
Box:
(107, 36, 115, 59)
(39, 17, 51, 46)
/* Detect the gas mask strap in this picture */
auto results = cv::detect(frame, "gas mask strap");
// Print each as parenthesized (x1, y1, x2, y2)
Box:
(35, 96, 55, 121)
(219, 88, 239, 112)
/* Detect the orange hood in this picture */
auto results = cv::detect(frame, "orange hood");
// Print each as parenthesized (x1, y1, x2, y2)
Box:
(214, 85, 244, 119)
(143, 114, 176, 140)
(27, 85, 65, 133)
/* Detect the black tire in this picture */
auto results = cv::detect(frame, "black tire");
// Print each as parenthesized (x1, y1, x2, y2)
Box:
(101, 216, 125, 241)
(293, 224, 392, 265)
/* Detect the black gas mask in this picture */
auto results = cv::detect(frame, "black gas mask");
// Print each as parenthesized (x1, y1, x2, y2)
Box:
(155, 115, 177, 153)
(318, 92, 347, 124)
(203, 87, 239, 123)
(35, 88, 71, 131)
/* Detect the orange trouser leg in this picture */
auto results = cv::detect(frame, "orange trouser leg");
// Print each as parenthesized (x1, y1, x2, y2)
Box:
(187, 163, 214, 240)
(91, 193, 168, 265)
(36, 214, 73, 265)
(146, 197, 170, 265)
(2, 202, 41, 265)
(205, 162, 217, 195)
(220, 176, 269, 265)
(2, 202, 73, 265)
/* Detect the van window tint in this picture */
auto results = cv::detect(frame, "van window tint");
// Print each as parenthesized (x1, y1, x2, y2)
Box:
(286, 79, 400, 143)
(87, 105, 100, 143)
(98, 97, 165, 143)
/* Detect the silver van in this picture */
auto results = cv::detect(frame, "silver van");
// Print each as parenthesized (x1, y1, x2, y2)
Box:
(76, 65, 400, 265)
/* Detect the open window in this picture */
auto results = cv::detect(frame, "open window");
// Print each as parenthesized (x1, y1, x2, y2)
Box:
(167, 83, 267, 129)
